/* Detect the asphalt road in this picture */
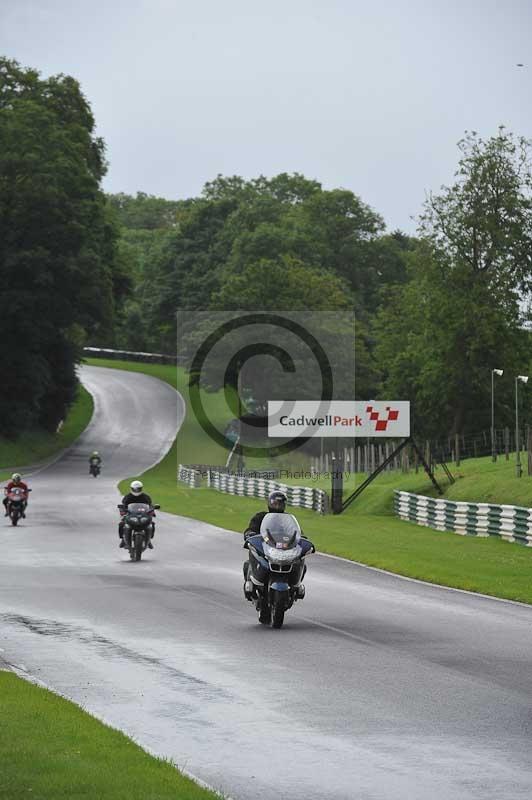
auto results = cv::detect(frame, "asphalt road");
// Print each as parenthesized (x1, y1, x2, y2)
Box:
(1, 365, 532, 799)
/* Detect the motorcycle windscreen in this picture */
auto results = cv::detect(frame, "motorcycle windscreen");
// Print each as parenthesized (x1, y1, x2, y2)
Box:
(260, 512, 301, 549)
(126, 503, 151, 513)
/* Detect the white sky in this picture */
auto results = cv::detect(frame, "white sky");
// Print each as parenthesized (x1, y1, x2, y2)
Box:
(2, 0, 531, 232)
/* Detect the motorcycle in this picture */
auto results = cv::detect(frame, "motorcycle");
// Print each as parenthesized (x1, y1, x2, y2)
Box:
(118, 502, 160, 561)
(89, 461, 101, 477)
(243, 512, 315, 629)
(6, 487, 31, 526)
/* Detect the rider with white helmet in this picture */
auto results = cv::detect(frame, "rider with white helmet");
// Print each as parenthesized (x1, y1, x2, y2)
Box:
(118, 480, 156, 549)
(89, 451, 102, 474)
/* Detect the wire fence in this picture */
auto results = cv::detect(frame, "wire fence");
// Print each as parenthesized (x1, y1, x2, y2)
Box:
(310, 426, 532, 475)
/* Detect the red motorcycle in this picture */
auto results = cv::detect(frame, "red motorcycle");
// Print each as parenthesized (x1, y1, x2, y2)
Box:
(6, 487, 31, 526)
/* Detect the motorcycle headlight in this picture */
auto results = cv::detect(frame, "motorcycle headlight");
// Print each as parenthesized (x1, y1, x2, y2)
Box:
(263, 544, 301, 562)
(140, 516, 149, 524)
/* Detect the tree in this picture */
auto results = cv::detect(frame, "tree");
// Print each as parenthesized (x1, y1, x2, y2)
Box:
(375, 129, 532, 437)
(0, 58, 125, 434)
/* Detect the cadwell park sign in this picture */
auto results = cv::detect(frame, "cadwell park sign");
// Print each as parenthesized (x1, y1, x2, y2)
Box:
(268, 401, 410, 438)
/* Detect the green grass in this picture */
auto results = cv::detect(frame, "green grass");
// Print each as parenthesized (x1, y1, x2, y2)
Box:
(124, 443, 532, 603)
(0, 671, 219, 800)
(0, 383, 94, 473)
(88, 356, 532, 604)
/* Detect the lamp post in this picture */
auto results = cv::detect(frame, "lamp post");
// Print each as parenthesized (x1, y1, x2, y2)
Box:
(515, 375, 529, 478)
(491, 369, 504, 462)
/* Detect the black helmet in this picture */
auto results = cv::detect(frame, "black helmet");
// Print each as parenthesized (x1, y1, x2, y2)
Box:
(267, 490, 287, 512)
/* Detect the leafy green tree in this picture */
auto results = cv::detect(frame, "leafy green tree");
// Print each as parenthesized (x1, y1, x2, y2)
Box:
(375, 129, 532, 437)
(108, 192, 183, 230)
(0, 58, 125, 434)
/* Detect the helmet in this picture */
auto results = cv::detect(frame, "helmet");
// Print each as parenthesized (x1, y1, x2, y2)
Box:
(267, 490, 287, 512)
(91, 451, 99, 457)
(130, 480, 143, 496)
(12, 473, 21, 483)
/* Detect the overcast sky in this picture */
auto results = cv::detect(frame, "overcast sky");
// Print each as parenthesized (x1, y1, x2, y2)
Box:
(2, 0, 531, 232)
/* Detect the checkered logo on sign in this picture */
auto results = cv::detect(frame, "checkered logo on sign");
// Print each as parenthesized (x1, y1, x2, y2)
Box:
(366, 405, 400, 432)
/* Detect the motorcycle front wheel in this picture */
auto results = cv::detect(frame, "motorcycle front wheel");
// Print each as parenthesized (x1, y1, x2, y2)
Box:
(257, 598, 271, 626)
(271, 600, 285, 629)
(10, 512, 19, 527)
(133, 532, 144, 561)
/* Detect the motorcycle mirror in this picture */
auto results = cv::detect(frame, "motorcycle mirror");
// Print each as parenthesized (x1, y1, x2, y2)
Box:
(153, 504, 160, 510)
(117, 504, 124, 510)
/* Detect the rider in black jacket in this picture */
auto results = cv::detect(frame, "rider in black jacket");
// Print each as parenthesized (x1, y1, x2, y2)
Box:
(244, 490, 288, 539)
(119, 480, 155, 549)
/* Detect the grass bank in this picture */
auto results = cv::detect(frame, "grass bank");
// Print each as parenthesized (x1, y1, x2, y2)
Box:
(0, 671, 218, 800)
(87, 357, 532, 604)
(0, 383, 93, 473)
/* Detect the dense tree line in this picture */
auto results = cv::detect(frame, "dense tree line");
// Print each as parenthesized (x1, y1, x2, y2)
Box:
(0, 58, 129, 436)
(112, 130, 532, 439)
(4, 53, 530, 442)
(111, 176, 412, 401)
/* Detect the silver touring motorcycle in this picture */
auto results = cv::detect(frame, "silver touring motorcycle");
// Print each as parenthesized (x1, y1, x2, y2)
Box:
(243, 512, 315, 628)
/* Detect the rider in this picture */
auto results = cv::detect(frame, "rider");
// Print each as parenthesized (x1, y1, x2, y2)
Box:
(3, 473, 30, 517)
(118, 480, 155, 549)
(244, 490, 288, 540)
(89, 451, 102, 473)
(242, 490, 313, 602)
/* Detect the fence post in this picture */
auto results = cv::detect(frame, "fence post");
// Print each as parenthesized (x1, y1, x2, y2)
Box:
(528, 427, 532, 477)
(331, 456, 344, 514)
(505, 427, 510, 461)
(455, 433, 460, 467)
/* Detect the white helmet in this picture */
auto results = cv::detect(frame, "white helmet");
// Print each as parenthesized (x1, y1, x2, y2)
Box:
(130, 480, 143, 495)
(12, 473, 22, 483)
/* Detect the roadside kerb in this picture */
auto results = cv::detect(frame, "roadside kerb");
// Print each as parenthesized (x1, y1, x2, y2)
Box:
(394, 490, 532, 545)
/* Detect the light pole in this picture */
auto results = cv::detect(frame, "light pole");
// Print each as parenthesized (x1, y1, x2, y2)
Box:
(491, 369, 503, 462)
(515, 375, 529, 478)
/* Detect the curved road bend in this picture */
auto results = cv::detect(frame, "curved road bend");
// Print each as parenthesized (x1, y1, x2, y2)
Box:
(1, 365, 532, 799)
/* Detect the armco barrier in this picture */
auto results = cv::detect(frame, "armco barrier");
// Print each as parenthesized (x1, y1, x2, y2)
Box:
(207, 470, 329, 514)
(178, 465, 202, 489)
(394, 490, 532, 546)
(84, 346, 184, 365)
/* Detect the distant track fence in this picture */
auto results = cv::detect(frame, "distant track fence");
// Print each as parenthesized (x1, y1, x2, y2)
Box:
(177, 464, 329, 513)
(394, 490, 532, 546)
(178, 465, 202, 489)
(84, 346, 184, 366)
(207, 470, 329, 514)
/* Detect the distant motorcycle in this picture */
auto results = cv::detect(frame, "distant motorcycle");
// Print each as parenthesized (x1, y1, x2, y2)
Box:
(89, 460, 101, 478)
(6, 487, 31, 526)
(118, 502, 159, 561)
(243, 512, 315, 628)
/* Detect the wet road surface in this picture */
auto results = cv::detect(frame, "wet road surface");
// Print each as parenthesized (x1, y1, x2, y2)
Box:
(1, 365, 532, 799)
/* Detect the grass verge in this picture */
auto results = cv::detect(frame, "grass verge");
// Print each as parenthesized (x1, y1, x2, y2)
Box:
(0, 383, 94, 474)
(0, 671, 218, 800)
(87, 357, 532, 604)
